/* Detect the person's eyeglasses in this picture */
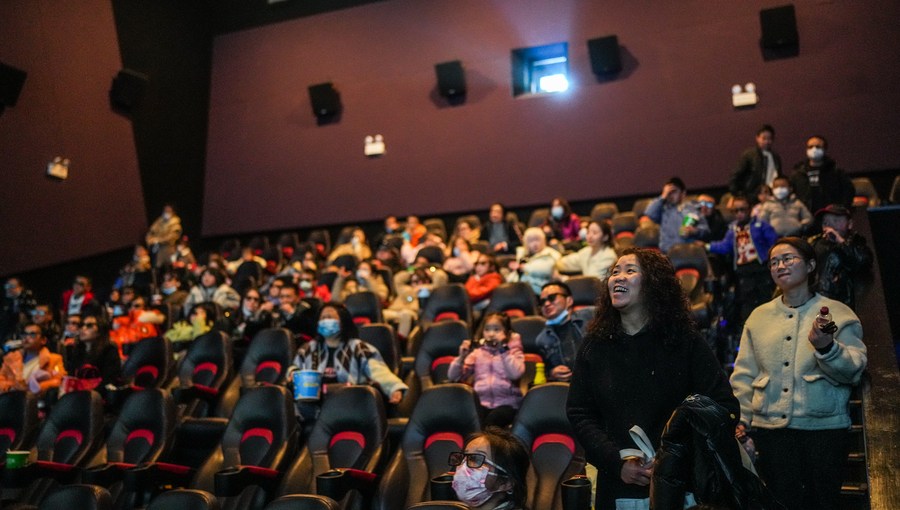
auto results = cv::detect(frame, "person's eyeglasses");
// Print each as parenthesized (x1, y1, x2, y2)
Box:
(699, 201, 715, 208)
(245, 296, 260, 302)
(66, 321, 81, 327)
(769, 254, 801, 269)
(22, 331, 40, 338)
(30, 310, 46, 316)
(475, 260, 489, 266)
(731, 207, 749, 213)
(448, 451, 509, 474)
(81, 323, 98, 329)
(540, 293, 566, 305)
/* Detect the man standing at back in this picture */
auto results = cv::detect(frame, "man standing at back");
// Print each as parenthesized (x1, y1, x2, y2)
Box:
(644, 177, 709, 253)
(790, 135, 855, 214)
(535, 282, 586, 382)
(729, 124, 781, 203)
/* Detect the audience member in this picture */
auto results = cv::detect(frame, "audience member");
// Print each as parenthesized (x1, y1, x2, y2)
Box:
(731, 237, 866, 510)
(757, 176, 812, 236)
(2, 277, 36, 341)
(327, 226, 372, 264)
(542, 197, 582, 248)
(117, 245, 152, 294)
(790, 135, 855, 213)
(729, 124, 781, 202)
(402, 215, 427, 247)
(62, 275, 97, 318)
(808, 204, 873, 308)
(158, 270, 189, 313)
(644, 177, 709, 252)
(384, 267, 429, 338)
(707, 195, 778, 327)
(273, 277, 317, 342)
(145, 204, 183, 268)
(443, 237, 480, 281)
(449, 427, 530, 510)
(183, 267, 240, 315)
(170, 235, 197, 270)
(696, 194, 728, 242)
(750, 183, 772, 218)
(29, 304, 61, 350)
(480, 202, 523, 255)
(0, 323, 65, 395)
(291, 303, 407, 422)
(62, 313, 123, 397)
(465, 253, 503, 312)
(231, 287, 275, 347)
(331, 259, 389, 304)
(556, 220, 617, 279)
(374, 243, 404, 274)
(567, 248, 737, 510)
(507, 227, 561, 294)
(449, 313, 525, 428)
(374, 215, 403, 250)
(109, 294, 165, 360)
(535, 282, 586, 382)
(165, 302, 216, 345)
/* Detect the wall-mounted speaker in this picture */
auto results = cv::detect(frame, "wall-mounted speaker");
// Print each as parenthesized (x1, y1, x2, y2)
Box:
(0, 62, 27, 108)
(308, 82, 341, 119)
(435, 60, 466, 98)
(109, 69, 148, 113)
(587, 35, 622, 76)
(760, 4, 798, 49)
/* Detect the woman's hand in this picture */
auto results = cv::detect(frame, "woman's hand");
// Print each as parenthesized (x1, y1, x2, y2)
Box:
(389, 390, 403, 405)
(808, 323, 835, 350)
(550, 365, 572, 381)
(459, 340, 472, 357)
(620, 458, 653, 486)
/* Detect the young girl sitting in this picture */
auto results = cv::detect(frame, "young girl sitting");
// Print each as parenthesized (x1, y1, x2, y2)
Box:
(448, 313, 525, 428)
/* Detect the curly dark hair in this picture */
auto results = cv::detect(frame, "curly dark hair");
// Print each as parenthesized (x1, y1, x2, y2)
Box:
(587, 248, 697, 348)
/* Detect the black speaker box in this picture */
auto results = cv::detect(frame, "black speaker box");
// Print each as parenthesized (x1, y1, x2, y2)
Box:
(109, 69, 148, 112)
(760, 4, 798, 49)
(308, 82, 341, 118)
(0, 62, 27, 107)
(587, 35, 622, 76)
(435, 61, 466, 98)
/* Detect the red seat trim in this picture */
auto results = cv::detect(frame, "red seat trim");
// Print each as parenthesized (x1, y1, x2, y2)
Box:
(675, 268, 701, 279)
(241, 464, 279, 478)
(352, 317, 372, 325)
(523, 353, 543, 363)
(503, 309, 526, 318)
(36, 460, 75, 472)
(255, 360, 282, 375)
(431, 356, 456, 372)
(193, 362, 218, 377)
(425, 432, 464, 450)
(241, 427, 274, 445)
(434, 311, 460, 322)
(330, 431, 365, 449)
(136, 365, 160, 380)
(532, 433, 575, 454)
(156, 462, 191, 475)
(126, 429, 155, 446)
(56, 429, 83, 445)
(0, 427, 15, 443)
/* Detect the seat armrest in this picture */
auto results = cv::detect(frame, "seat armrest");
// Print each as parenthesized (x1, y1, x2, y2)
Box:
(214, 465, 281, 497)
(123, 461, 194, 493)
(81, 462, 135, 486)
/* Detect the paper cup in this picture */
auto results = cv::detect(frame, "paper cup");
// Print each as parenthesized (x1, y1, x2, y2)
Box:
(293, 369, 323, 401)
(5, 450, 30, 469)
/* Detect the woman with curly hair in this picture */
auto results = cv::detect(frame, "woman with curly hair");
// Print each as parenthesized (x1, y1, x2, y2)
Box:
(566, 248, 738, 510)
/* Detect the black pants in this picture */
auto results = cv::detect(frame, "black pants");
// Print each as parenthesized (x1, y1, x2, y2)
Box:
(751, 427, 849, 510)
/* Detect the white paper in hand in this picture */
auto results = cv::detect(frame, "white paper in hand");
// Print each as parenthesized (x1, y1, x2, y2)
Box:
(618, 425, 655, 463)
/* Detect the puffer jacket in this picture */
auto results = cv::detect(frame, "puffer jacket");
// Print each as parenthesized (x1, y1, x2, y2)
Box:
(651, 394, 785, 510)
(448, 335, 525, 409)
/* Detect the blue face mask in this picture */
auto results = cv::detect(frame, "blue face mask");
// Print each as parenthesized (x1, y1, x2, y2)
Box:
(317, 318, 341, 338)
(545, 309, 569, 326)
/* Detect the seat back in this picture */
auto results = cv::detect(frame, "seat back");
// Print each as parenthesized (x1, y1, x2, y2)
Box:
(590, 203, 618, 223)
(277, 232, 301, 259)
(565, 276, 603, 311)
(633, 223, 660, 249)
(407, 504, 469, 510)
(0, 390, 39, 459)
(219, 239, 242, 262)
(239, 328, 294, 386)
(232, 261, 263, 296)
(511, 383, 585, 510)
(307, 230, 332, 257)
(106, 388, 175, 465)
(631, 197, 655, 217)
(484, 282, 538, 318)
(415, 320, 468, 388)
(122, 336, 174, 390)
(36, 390, 105, 465)
(528, 208, 550, 228)
(415, 246, 445, 265)
(193, 385, 297, 493)
(280, 385, 387, 496)
(359, 323, 400, 375)
(667, 243, 709, 299)
(248, 236, 270, 256)
(852, 177, 880, 207)
(375, 384, 481, 510)
(178, 331, 232, 411)
(266, 494, 340, 510)
(510, 316, 547, 356)
(419, 284, 472, 331)
(423, 218, 447, 242)
(147, 489, 220, 510)
(345, 291, 384, 326)
(38, 484, 112, 510)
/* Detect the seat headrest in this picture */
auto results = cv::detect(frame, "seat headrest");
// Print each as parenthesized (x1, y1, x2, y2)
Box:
(511, 383, 575, 447)
(486, 283, 538, 316)
(38, 484, 112, 510)
(416, 321, 468, 376)
(403, 384, 480, 453)
(239, 328, 293, 379)
(146, 489, 220, 510)
(667, 243, 709, 278)
(265, 494, 340, 510)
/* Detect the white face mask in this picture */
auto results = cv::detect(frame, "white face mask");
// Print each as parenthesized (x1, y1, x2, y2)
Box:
(452, 464, 495, 507)
(551, 206, 564, 220)
(807, 147, 824, 162)
(773, 187, 790, 200)
(356, 269, 371, 280)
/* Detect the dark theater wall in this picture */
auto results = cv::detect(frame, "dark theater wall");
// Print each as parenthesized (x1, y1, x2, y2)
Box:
(0, 0, 147, 276)
(203, 0, 900, 237)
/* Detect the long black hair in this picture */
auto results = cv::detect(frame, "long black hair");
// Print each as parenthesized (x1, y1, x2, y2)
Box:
(587, 248, 697, 348)
(467, 426, 530, 509)
(317, 302, 358, 343)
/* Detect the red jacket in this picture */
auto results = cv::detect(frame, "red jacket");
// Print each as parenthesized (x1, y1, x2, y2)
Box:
(465, 272, 503, 303)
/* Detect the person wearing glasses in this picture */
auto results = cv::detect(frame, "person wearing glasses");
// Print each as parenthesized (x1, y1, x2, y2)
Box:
(730, 237, 866, 510)
(707, 195, 779, 328)
(62, 313, 123, 396)
(567, 249, 737, 510)
(232, 287, 275, 346)
(62, 275, 96, 319)
(789, 135, 855, 214)
(448, 426, 530, 509)
(0, 323, 65, 394)
(109, 295, 165, 361)
(535, 282, 586, 382)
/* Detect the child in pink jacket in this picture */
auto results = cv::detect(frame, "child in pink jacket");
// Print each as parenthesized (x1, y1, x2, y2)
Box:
(448, 313, 525, 427)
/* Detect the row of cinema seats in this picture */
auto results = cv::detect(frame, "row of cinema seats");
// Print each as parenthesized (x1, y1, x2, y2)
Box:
(0, 380, 584, 510)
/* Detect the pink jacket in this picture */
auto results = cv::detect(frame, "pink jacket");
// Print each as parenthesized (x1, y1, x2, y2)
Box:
(448, 335, 525, 409)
